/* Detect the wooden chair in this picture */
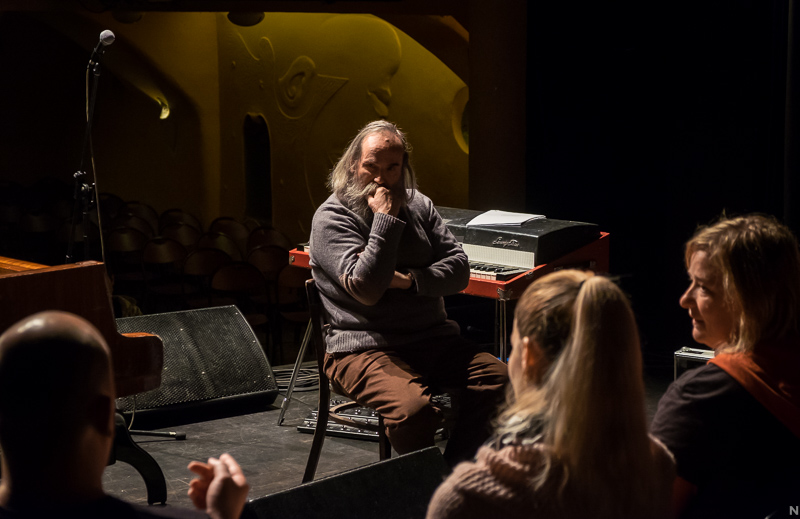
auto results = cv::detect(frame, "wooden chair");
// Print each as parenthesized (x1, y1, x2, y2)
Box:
(105, 226, 150, 302)
(303, 279, 391, 483)
(211, 261, 270, 335)
(181, 248, 233, 308)
(98, 192, 126, 221)
(125, 201, 160, 236)
(197, 231, 243, 261)
(161, 222, 202, 252)
(159, 208, 202, 233)
(247, 226, 293, 253)
(141, 236, 188, 313)
(110, 215, 155, 239)
(247, 244, 289, 291)
(209, 217, 249, 256)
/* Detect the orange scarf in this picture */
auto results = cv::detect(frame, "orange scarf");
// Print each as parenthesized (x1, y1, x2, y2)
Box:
(709, 336, 800, 439)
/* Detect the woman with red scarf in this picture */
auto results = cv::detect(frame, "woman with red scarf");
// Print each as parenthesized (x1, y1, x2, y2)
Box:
(652, 214, 800, 518)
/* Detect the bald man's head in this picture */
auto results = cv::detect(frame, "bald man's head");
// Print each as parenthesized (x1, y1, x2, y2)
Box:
(0, 311, 114, 462)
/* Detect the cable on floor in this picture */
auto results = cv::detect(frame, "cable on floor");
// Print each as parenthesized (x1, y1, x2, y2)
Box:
(273, 367, 319, 392)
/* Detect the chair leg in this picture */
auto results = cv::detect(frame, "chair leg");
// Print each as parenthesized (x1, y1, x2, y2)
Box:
(302, 388, 330, 483)
(378, 414, 392, 460)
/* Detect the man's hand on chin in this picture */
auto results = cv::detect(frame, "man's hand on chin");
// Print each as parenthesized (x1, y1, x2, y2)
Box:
(368, 186, 400, 217)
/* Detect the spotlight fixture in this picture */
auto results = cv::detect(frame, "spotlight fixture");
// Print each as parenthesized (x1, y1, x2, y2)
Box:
(227, 12, 265, 27)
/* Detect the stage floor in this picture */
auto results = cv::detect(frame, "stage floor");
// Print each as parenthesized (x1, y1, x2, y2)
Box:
(102, 364, 673, 512)
(104, 388, 406, 510)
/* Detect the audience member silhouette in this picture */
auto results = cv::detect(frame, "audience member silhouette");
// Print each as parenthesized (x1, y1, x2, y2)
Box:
(0, 311, 249, 519)
(652, 214, 800, 518)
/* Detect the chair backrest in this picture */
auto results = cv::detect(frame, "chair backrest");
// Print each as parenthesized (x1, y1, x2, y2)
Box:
(305, 279, 329, 390)
(162, 222, 202, 251)
(125, 201, 160, 235)
(277, 265, 312, 317)
(142, 236, 187, 266)
(210, 217, 249, 254)
(181, 248, 233, 306)
(211, 262, 268, 316)
(197, 231, 243, 261)
(110, 215, 154, 238)
(106, 227, 149, 255)
(98, 192, 126, 221)
(159, 208, 202, 233)
(247, 226, 293, 252)
(247, 245, 290, 283)
(183, 248, 232, 277)
(212, 261, 267, 295)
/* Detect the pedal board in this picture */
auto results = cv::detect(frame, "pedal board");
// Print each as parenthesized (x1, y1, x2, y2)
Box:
(296, 398, 382, 442)
(297, 396, 451, 442)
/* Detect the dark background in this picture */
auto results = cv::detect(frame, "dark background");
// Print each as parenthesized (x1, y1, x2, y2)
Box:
(523, 0, 790, 372)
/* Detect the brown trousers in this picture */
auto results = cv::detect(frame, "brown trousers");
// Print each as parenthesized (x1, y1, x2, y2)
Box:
(324, 334, 508, 465)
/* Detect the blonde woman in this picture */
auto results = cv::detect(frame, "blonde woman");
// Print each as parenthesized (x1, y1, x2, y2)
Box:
(652, 214, 800, 518)
(427, 270, 674, 519)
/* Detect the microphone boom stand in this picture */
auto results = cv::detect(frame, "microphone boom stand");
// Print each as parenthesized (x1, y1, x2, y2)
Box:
(69, 47, 184, 443)
(65, 59, 103, 264)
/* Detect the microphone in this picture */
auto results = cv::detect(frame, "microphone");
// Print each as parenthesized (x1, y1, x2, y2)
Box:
(89, 30, 115, 64)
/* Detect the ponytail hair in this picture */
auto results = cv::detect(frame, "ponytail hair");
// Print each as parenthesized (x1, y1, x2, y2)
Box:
(498, 270, 663, 517)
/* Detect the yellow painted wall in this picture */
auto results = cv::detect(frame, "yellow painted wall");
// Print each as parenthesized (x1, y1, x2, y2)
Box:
(217, 12, 469, 243)
(1, 11, 468, 244)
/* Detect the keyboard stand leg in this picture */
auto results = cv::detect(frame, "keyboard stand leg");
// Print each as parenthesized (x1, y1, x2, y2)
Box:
(499, 299, 508, 362)
(494, 299, 501, 359)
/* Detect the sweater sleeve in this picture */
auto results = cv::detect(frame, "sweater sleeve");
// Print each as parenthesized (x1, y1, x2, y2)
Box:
(407, 197, 470, 298)
(426, 444, 551, 519)
(426, 460, 500, 519)
(311, 202, 405, 306)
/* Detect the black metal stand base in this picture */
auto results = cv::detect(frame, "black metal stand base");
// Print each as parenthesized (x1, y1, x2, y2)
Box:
(110, 413, 168, 505)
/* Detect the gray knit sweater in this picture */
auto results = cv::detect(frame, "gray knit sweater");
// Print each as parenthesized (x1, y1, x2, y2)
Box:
(309, 192, 470, 353)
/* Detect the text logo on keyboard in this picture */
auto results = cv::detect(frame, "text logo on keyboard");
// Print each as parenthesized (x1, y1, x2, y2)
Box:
(492, 237, 520, 248)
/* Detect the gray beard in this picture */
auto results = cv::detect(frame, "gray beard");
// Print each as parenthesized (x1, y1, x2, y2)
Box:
(341, 180, 406, 224)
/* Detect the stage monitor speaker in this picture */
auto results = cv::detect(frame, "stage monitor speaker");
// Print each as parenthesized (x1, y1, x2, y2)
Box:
(115, 305, 278, 429)
(244, 446, 449, 519)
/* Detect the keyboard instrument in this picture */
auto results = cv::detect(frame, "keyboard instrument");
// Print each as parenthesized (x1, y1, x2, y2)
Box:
(467, 262, 528, 281)
(437, 206, 600, 270)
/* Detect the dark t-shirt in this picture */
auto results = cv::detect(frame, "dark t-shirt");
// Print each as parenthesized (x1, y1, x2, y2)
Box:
(651, 363, 800, 519)
(0, 495, 208, 519)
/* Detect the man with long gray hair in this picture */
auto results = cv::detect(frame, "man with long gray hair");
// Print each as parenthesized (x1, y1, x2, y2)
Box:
(309, 120, 508, 465)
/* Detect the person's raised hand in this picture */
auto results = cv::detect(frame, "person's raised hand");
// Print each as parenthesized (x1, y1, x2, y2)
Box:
(188, 453, 249, 519)
(368, 186, 400, 217)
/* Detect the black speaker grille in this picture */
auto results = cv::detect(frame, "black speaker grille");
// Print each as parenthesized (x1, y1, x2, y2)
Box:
(115, 306, 277, 413)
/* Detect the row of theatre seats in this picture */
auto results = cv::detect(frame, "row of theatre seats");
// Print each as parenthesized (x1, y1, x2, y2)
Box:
(100, 198, 310, 366)
(0, 183, 308, 365)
